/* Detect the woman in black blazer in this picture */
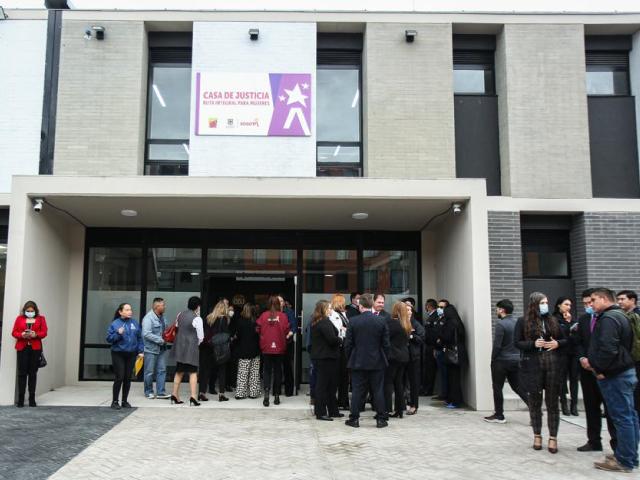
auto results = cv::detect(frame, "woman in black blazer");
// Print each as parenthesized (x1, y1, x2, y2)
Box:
(439, 304, 467, 409)
(404, 301, 425, 415)
(385, 302, 411, 418)
(310, 299, 342, 421)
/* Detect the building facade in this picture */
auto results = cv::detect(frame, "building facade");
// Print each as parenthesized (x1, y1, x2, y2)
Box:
(1, 5, 640, 409)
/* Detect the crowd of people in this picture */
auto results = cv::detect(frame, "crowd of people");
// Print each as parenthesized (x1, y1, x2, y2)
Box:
(485, 288, 640, 473)
(9, 285, 639, 471)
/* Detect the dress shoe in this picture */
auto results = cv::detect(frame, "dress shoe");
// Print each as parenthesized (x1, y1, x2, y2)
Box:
(28, 398, 37, 407)
(561, 397, 570, 416)
(577, 442, 603, 452)
(110, 401, 121, 410)
(548, 437, 558, 454)
(389, 411, 403, 418)
(533, 435, 542, 451)
(274, 395, 281, 405)
(219, 394, 229, 402)
(189, 397, 201, 406)
(170, 395, 184, 405)
(376, 419, 388, 428)
(121, 401, 132, 409)
(316, 415, 334, 421)
(198, 393, 209, 401)
(570, 401, 579, 416)
(345, 418, 360, 428)
(330, 413, 345, 418)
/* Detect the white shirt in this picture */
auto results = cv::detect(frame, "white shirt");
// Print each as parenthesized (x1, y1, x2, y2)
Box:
(192, 316, 204, 344)
(329, 311, 347, 339)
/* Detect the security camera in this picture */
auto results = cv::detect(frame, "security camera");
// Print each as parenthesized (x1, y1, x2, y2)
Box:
(452, 203, 462, 216)
(33, 198, 44, 213)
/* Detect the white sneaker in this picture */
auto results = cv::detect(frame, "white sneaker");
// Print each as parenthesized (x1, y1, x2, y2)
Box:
(145, 393, 155, 399)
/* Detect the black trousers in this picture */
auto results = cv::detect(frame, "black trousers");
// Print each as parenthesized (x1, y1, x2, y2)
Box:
(199, 347, 216, 394)
(17, 347, 40, 402)
(350, 369, 387, 421)
(422, 346, 437, 395)
(407, 357, 421, 408)
(314, 358, 339, 417)
(491, 359, 528, 416)
(337, 347, 350, 408)
(446, 363, 463, 406)
(111, 351, 136, 402)
(581, 370, 617, 449)
(263, 354, 283, 393)
(281, 342, 294, 396)
(561, 354, 580, 404)
(385, 360, 407, 413)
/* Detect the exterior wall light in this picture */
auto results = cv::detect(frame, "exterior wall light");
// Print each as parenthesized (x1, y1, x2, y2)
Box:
(405, 30, 417, 43)
(120, 209, 138, 217)
(249, 28, 259, 41)
(352, 212, 369, 220)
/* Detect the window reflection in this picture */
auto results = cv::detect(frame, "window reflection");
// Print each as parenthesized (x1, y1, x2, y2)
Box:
(363, 250, 418, 303)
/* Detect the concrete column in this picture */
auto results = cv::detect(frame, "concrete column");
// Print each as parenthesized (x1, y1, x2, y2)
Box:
(496, 24, 592, 198)
(364, 23, 455, 179)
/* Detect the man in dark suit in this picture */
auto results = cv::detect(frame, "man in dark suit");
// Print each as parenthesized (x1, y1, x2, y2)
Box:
(344, 293, 391, 428)
(575, 288, 617, 452)
(373, 293, 391, 320)
(345, 292, 361, 319)
(422, 298, 439, 395)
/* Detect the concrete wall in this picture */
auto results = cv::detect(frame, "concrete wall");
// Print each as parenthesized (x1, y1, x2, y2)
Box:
(0, 189, 83, 405)
(571, 211, 640, 314)
(0, 19, 47, 193)
(54, 19, 147, 176)
(631, 30, 640, 188)
(364, 23, 455, 179)
(188, 22, 316, 177)
(496, 24, 592, 198)
(432, 199, 492, 410)
(487, 211, 524, 321)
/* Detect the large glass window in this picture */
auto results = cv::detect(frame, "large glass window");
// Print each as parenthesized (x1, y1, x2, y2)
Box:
(145, 50, 192, 175)
(453, 51, 495, 95)
(522, 230, 570, 278)
(83, 247, 143, 379)
(363, 250, 418, 305)
(317, 64, 362, 177)
(586, 51, 630, 96)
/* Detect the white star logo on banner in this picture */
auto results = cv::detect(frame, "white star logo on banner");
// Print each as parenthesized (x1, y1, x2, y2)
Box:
(301, 83, 309, 90)
(284, 83, 308, 107)
(279, 95, 286, 102)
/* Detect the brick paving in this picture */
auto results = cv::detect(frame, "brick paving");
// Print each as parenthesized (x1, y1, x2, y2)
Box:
(0, 406, 134, 480)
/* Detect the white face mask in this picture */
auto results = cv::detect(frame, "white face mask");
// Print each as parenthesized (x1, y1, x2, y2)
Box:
(229, 311, 235, 318)
(25, 311, 36, 319)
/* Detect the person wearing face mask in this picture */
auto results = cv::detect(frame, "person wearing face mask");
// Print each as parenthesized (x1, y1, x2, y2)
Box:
(106, 303, 144, 410)
(553, 296, 579, 417)
(484, 299, 528, 424)
(574, 288, 617, 453)
(515, 292, 568, 454)
(12, 300, 48, 407)
(432, 299, 449, 402)
(170, 296, 204, 406)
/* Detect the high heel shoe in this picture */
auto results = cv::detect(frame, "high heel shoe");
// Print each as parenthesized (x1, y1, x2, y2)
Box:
(533, 435, 542, 451)
(189, 397, 201, 407)
(170, 395, 183, 405)
(198, 393, 209, 401)
(548, 437, 558, 454)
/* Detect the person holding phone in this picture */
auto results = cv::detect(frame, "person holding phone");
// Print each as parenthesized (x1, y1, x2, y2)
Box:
(515, 292, 567, 454)
(106, 303, 144, 410)
(12, 301, 48, 407)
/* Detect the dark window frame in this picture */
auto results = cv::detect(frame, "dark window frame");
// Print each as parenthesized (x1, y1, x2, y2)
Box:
(521, 229, 572, 280)
(316, 56, 363, 177)
(585, 50, 631, 97)
(453, 50, 496, 96)
(144, 51, 192, 176)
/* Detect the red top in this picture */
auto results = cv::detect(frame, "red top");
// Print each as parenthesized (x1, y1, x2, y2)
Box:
(12, 315, 48, 351)
(256, 311, 290, 355)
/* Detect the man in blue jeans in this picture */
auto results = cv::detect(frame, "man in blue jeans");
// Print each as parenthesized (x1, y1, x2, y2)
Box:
(588, 288, 639, 473)
(141, 298, 170, 399)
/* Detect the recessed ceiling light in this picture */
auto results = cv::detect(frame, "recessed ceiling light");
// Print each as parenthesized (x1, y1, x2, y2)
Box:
(324, 274, 334, 278)
(352, 212, 368, 220)
(121, 209, 138, 217)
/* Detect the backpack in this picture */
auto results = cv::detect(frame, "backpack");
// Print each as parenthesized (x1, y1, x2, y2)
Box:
(210, 332, 231, 363)
(624, 310, 640, 362)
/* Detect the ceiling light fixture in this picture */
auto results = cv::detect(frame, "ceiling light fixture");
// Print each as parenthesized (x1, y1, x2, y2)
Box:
(121, 209, 138, 217)
(352, 212, 368, 220)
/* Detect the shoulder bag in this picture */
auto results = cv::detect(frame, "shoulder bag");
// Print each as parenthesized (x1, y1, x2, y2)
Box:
(163, 312, 180, 343)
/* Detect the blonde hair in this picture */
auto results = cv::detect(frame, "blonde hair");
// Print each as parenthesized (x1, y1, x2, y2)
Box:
(392, 302, 412, 336)
(207, 301, 228, 326)
(331, 294, 346, 312)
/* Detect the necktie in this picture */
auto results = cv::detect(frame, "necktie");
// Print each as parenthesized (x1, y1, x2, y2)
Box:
(590, 314, 597, 333)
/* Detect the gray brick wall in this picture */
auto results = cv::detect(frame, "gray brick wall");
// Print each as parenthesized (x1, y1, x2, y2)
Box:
(496, 24, 592, 198)
(488, 211, 524, 324)
(571, 212, 640, 313)
(364, 23, 455, 179)
(54, 20, 147, 176)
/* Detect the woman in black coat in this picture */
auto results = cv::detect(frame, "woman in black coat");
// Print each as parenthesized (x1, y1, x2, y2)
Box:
(232, 303, 262, 399)
(310, 299, 342, 421)
(438, 304, 466, 409)
(385, 302, 411, 418)
(404, 301, 425, 415)
(553, 296, 579, 417)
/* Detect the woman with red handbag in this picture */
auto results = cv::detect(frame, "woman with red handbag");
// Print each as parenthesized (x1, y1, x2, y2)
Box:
(12, 300, 48, 407)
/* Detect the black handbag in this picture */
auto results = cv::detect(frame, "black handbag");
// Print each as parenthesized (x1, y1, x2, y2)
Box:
(443, 328, 460, 366)
(38, 350, 47, 369)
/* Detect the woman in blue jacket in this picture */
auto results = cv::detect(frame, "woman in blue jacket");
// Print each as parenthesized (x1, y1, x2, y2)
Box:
(106, 303, 144, 410)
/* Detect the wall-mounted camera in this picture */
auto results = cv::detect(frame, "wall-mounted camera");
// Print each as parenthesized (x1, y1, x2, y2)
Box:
(32, 198, 45, 213)
(84, 25, 105, 41)
(452, 203, 463, 216)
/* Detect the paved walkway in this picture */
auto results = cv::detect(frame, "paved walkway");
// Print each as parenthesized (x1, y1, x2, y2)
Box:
(0, 386, 632, 480)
